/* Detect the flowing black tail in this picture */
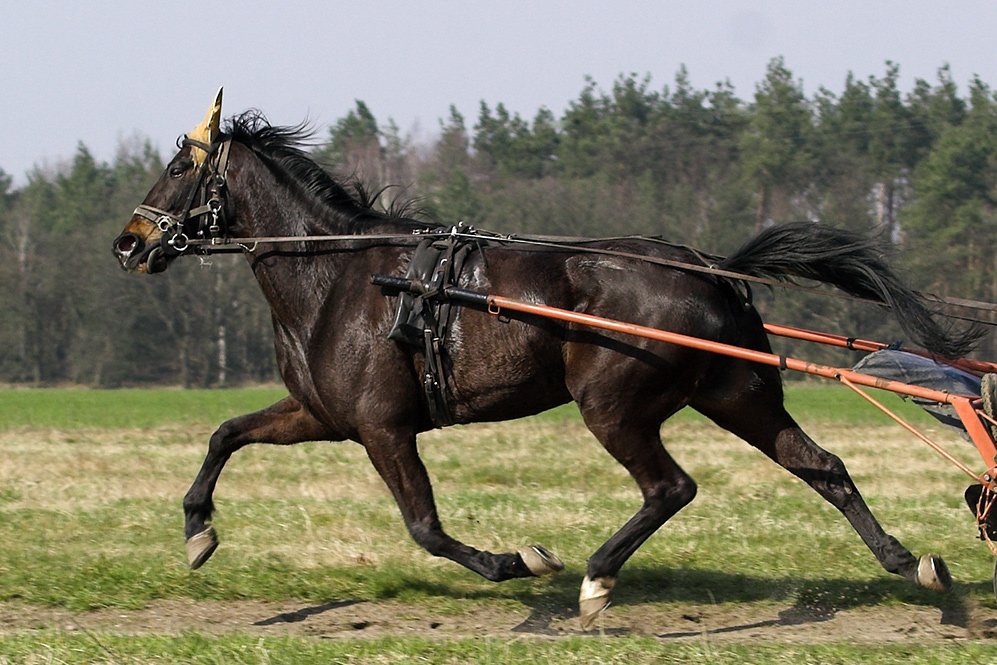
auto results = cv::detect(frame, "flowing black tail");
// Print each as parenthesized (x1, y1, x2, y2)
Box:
(720, 222, 983, 358)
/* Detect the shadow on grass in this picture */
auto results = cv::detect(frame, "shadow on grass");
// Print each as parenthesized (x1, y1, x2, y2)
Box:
(206, 549, 995, 637)
(331, 563, 995, 636)
(253, 600, 363, 626)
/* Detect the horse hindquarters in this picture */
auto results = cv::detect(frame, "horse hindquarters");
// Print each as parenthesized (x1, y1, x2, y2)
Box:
(561, 284, 949, 628)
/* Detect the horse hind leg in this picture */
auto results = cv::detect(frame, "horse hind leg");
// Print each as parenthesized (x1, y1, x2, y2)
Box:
(781, 427, 952, 592)
(577, 418, 698, 629)
(695, 378, 952, 594)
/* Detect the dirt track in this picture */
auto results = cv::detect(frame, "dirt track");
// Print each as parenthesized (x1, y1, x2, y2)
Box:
(3, 596, 995, 644)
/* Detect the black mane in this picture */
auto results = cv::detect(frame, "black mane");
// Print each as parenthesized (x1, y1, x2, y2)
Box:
(225, 110, 430, 226)
(227, 111, 362, 211)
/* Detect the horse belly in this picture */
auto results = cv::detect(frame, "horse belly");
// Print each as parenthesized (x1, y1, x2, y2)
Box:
(446, 309, 572, 423)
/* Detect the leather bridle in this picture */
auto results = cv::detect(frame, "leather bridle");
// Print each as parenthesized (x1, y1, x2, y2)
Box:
(131, 136, 233, 266)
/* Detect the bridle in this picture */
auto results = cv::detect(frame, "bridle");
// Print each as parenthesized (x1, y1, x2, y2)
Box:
(131, 136, 234, 266)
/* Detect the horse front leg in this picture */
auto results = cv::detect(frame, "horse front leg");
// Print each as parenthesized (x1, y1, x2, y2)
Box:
(359, 425, 564, 582)
(183, 395, 332, 569)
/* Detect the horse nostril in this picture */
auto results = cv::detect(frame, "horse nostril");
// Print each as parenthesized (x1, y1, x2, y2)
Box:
(115, 234, 137, 255)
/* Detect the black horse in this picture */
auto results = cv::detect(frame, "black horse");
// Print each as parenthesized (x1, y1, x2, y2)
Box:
(113, 95, 978, 628)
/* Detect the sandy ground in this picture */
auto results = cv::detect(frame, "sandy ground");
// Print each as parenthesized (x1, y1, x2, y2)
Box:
(2, 595, 995, 644)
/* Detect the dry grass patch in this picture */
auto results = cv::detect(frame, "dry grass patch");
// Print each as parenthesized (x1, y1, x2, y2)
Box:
(0, 426, 210, 511)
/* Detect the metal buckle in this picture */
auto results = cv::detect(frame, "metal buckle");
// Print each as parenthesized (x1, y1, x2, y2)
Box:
(169, 233, 189, 252)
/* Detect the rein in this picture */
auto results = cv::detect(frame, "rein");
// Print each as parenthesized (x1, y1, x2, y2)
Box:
(155, 136, 997, 322)
(183, 227, 997, 321)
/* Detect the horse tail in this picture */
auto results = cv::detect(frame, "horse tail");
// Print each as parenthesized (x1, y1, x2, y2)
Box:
(719, 221, 982, 359)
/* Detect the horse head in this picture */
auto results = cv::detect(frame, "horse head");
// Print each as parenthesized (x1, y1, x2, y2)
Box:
(113, 88, 229, 274)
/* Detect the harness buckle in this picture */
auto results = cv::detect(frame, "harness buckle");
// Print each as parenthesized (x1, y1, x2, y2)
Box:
(207, 199, 222, 237)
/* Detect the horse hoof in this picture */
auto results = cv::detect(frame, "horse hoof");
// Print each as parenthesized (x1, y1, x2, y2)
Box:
(518, 545, 564, 576)
(916, 553, 953, 593)
(579, 575, 615, 631)
(186, 527, 218, 570)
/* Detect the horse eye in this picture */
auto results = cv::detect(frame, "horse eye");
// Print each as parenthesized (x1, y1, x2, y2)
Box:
(169, 164, 187, 178)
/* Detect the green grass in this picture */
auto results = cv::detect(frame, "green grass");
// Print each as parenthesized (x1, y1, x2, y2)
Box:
(1, 632, 994, 665)
(0, 385, 993, 663)
(0, 381, 939, 431)
(0, 387, 289, 430)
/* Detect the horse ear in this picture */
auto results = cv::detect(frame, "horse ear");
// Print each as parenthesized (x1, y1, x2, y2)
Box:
(188, 87, 224, 167)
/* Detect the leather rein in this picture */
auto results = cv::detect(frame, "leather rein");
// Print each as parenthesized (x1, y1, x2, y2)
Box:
(144, 137, 997, 320)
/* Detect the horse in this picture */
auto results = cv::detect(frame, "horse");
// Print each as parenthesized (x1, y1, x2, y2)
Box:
(113, 91, 980, 629)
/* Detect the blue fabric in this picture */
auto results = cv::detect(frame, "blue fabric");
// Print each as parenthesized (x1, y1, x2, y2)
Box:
(852, 349, 981, 433)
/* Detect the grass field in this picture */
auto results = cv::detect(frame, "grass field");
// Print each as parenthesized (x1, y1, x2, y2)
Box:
(0, 385, 995, 663)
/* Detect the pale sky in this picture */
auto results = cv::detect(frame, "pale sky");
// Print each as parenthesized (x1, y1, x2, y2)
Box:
(3, 1, 997, 185)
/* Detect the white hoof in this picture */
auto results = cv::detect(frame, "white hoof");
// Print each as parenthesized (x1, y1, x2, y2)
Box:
(518, 545, 564, 576)
(186, 527, 218, 570)
(916, 553, 953, 593)
(579, 575, 615, 630)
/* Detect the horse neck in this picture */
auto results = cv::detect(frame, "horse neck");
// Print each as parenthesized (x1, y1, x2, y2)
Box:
(228, 145, 361, 240)
(226, 148, 359, 326)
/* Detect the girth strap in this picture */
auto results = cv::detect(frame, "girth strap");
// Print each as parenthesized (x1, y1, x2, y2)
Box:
(386, 225, 480, 427)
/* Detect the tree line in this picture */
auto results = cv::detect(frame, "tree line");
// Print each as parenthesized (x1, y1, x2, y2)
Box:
(2, 57, 996, 387)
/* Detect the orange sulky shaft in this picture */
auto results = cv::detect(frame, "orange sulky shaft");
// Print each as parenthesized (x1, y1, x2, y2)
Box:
(483, 293, 997, 487)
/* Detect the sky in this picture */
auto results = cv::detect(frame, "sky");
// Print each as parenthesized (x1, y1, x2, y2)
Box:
(3, 1, 997, 186)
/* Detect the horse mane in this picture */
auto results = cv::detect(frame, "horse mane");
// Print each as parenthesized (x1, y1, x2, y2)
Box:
(225, 110, 431, 226)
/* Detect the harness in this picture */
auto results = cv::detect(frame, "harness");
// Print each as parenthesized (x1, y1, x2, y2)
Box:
(386, 223, 482, 427)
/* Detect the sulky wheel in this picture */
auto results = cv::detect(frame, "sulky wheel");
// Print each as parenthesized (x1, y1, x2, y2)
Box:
(993, 559, 997, 605)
